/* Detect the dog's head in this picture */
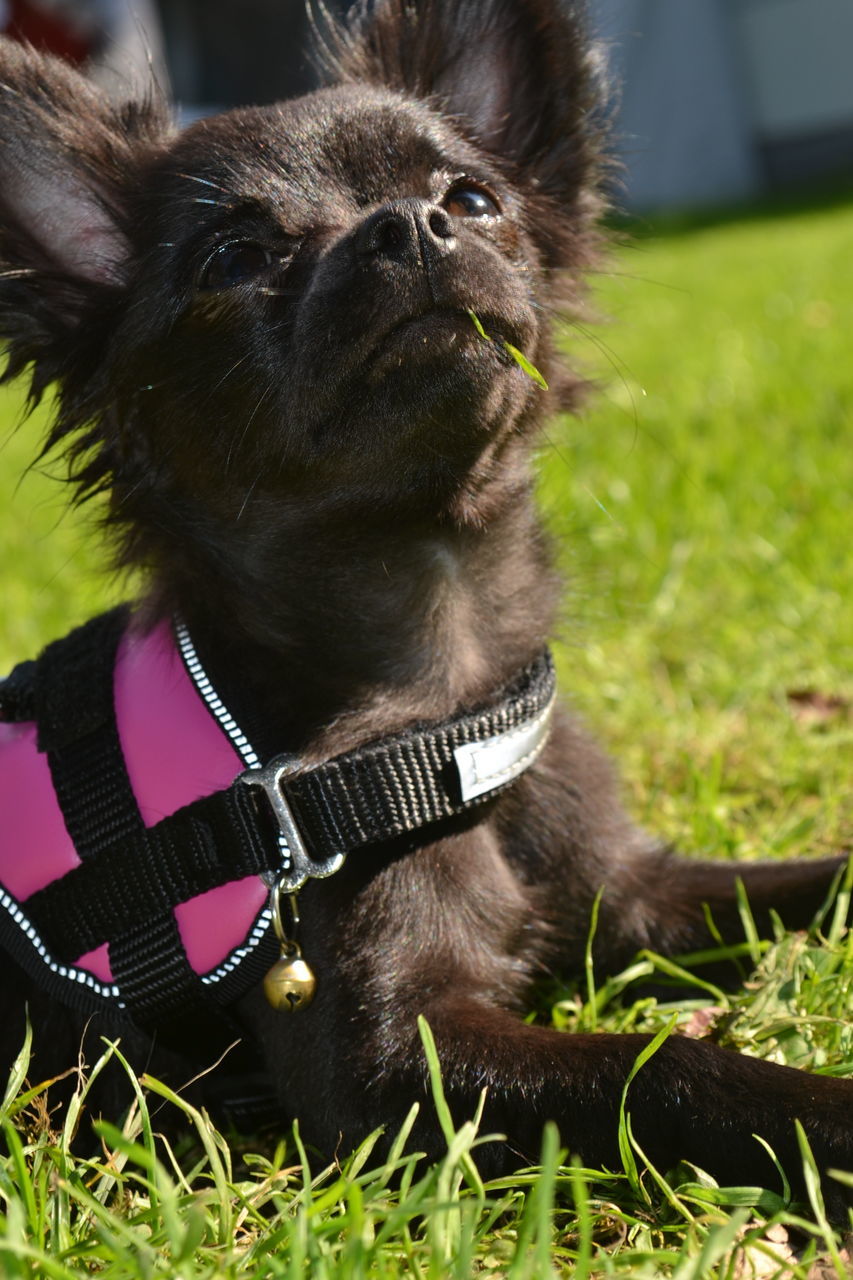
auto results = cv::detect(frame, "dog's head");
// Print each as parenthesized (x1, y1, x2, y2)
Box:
(0, 0, 604, 575)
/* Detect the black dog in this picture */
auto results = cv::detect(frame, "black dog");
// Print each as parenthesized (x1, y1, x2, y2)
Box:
(0, 0, 850, 1213)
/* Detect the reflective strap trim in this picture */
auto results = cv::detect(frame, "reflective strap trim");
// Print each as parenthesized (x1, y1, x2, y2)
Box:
(0, 885, 123, 1005)
(454, 692, 555, 803)
(173, 619, 260, 768)
(174, 617, 293, 876)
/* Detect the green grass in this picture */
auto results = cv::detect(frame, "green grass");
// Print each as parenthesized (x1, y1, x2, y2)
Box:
(0, 398, 124, 667)
(1, 196, 853, 1275)
(541, 197, 853, 863)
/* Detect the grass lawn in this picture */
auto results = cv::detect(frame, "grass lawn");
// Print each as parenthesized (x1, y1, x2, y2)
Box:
(0, 195, 852, 1276)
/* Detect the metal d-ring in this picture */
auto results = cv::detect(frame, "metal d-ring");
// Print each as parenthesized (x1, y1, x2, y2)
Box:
(240, 753, 347, 892)
(270, 882, 302, 958)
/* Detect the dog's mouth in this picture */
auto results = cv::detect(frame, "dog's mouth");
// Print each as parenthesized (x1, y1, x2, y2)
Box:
(364, 307, 527, 385)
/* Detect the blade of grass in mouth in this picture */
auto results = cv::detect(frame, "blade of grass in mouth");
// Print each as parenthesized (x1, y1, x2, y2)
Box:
(467, 309, 548, 390)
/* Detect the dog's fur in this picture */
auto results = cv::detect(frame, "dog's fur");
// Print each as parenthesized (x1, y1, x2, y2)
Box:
(0, 0, 851, 1212)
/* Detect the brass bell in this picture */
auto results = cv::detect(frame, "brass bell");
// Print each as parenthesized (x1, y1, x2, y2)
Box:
(264, 883, 317, 1012)
(264, 946, 317, 1012)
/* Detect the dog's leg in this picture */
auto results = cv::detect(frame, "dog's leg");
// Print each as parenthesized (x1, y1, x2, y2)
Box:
(657, 852, 846, 939)
(410, 1000, 853, 1206)
(241, 825, 853, 1216)
(499, 719, 849, 979)
(585, 847, 849, 983)
(246, 960, 853, 1217)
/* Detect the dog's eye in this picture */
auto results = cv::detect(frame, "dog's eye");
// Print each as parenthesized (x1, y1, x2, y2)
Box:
(444, 186, 500, 218)
(200, 241, 273, 290)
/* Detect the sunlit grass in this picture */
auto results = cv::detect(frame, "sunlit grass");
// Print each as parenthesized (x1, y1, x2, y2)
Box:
(2, 916, 853, 1278)
(0, 394, 121, 667)
(540, 197, 853, 862)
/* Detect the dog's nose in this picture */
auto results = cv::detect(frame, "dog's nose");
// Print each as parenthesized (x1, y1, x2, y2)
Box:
(356, 199, 456, 262)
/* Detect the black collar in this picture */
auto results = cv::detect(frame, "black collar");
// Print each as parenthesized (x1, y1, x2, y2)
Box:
(175, 618, 557, 894)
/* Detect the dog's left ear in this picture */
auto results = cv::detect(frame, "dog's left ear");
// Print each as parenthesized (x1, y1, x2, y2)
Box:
(0, 40, 169, 390)
(322, 0, 607, 257)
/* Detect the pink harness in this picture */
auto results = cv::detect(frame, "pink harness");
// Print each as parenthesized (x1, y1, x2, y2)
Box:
(0, 620, 269, 1005)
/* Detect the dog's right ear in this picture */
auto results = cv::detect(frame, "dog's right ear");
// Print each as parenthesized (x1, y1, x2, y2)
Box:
(0, 39, 169, 389)
(317, 0, 606, 270)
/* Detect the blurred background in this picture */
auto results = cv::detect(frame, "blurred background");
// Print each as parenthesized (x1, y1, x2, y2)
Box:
(596, 0, 853, 211)
(1, 0, 851, 214)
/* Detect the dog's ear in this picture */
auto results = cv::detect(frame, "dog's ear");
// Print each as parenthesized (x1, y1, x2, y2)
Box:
(321, 0, 606, 236)
(0, 39, 169, 388)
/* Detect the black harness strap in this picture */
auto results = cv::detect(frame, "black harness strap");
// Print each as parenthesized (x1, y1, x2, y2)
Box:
(0, 658, 36, 723)
(35, 609, 130, 752)
(35, 609, 140, 860)
(25, 783, 276, 961)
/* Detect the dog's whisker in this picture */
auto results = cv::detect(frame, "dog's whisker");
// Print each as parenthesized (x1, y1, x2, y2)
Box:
(536, 425, 572, 471)
(109, 436, 185, 514)
(224, 381, 275, 473)
(564, 318, 644, 436)
(176, 171, 230, 194)
(236, 469, 264, 522)
(209, 353, 251, 394)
